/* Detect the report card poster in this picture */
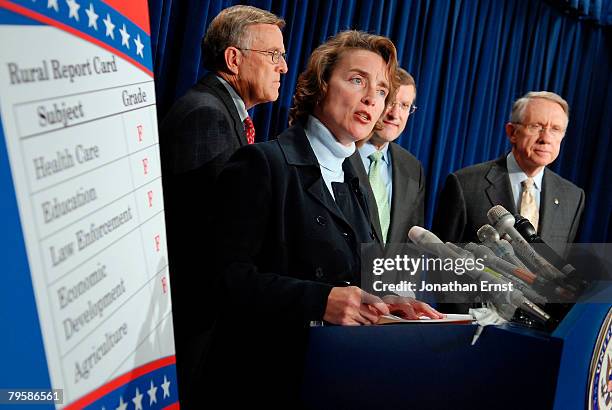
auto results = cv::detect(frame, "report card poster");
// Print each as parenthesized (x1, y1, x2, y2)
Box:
(0, 1, 178, 408)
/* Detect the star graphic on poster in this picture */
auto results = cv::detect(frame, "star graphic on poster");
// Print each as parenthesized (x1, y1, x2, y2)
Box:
(103, 13, 115, 39)
(115, 396, 127, 410)
(161, 375, 171, 399)
(119, 24, 130, 48)
(132, 387, 144, 410)
(65, 0, 80, 21)
(147, 380, 158, 405)
(85, 3, 98, 30)
(47, 0, 58, 12)
(134, 34, 144, 58)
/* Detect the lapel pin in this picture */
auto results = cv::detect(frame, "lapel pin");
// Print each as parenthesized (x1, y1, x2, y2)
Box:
(554, 198, 559, 205)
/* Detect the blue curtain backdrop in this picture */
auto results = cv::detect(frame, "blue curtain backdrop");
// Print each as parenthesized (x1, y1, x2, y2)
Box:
(149, 0, 612, 243)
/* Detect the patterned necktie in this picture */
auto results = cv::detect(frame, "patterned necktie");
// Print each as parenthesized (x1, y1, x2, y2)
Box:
(520, 177, 539, 231)
(244, 116, 255, 144)
(368, 151, 390, 243)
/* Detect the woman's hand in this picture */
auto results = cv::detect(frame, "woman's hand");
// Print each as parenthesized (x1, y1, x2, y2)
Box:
(324, 286, 390, 325)
(382, 295, 444, 320)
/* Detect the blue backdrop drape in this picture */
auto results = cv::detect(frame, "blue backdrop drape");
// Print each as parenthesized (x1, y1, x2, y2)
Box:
(149, 0, 612, 243)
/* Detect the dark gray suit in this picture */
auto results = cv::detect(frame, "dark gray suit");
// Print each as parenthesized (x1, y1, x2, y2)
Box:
(433, 155, 585, 256)
(159, 73, 248, 408)
(160, 73, 248, 178)
(349, 142, 425, 244)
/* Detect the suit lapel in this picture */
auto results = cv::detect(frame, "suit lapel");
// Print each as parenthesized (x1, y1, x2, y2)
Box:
(387, 143, 415, 243)
(344, 160, 383, 245)
(539, 169, 560, 237)
(485, 156, 516, 214)
(201, 74, 248, 146)
(348, 152, 383, 242)
(306, 176, 350, 226)
(278, 126, 351, 228)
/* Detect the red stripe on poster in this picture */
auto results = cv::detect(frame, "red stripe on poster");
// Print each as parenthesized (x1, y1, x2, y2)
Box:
(102, 0, 150, 35)
(0, 0, 153, 77)
(64, 356, 176, 409)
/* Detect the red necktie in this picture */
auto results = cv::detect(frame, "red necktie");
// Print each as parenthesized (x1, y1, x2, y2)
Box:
(244, 116, 255, 144)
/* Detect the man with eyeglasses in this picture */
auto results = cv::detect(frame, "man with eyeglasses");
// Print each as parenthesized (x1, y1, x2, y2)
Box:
(434, 91, 584, 257)
(350, 68, 424, 245)
(158, 5, 287, 408)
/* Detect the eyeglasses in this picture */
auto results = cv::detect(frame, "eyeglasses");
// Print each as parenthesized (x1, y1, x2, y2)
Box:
(237, 48, 287, 64)
(387, 101, 417, 115)
(513, 123, 566, 138)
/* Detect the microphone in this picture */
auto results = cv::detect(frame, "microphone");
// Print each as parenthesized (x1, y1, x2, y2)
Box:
(445, 242, 471, 258)
(464, 242, 534, 283)
(408, 227, 551, 323)
(456, 252, 550, 323)
(448, 242, 544, 302)
(487, 206, 567, 285)
(408, 226, 462, 259)
(514, 214, 577, 278)
(463, 243, 547, 304)
(477, 224, 528, 269)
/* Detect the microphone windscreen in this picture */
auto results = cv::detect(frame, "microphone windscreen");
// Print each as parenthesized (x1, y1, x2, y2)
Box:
(487, 205, 511, 225)
(477, 224, 500, 242)
(514, 214, 538, 239)
(408, 226, 445, 245)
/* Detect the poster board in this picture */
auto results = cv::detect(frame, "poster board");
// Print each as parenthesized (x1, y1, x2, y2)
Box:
(0, 1, 178, 408)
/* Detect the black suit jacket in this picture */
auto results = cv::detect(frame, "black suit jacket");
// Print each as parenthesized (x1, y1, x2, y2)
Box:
(160, 73, 248, 178)
(159, 74, 248, 404)
(349, 142, 425, 244)
(160, 73, 248, 326)
(433, 155, 585, 256)
(202, 124, 377, 405)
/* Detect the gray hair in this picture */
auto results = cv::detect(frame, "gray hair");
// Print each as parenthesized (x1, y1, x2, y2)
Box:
(201, 5, 285, 72)
(510, 91, 569, 123)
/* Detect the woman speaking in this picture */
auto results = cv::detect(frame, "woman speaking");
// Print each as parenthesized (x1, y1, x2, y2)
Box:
(202, 30, 440, 406)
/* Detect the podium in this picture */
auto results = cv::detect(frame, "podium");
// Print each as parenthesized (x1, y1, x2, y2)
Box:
(302, 303, 611, 409)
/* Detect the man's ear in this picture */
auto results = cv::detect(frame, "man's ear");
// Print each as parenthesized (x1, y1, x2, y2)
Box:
(505, 122, 516, 144)
(224, 47, 241, 75)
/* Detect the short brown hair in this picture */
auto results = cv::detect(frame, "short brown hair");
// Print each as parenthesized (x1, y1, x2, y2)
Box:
(368, 67, 416, 135)
(202, 5, 285, 72)
(288, 30, 399, 125)
(397, 67, 416, 97)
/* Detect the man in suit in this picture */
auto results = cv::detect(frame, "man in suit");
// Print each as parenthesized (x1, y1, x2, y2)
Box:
(158, 5, 287, 407)
(434, 91, 585, 257)
(350, 68, 425, 245)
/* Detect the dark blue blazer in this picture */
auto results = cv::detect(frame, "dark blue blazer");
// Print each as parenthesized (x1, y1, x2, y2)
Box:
(202, 124, 378, 405)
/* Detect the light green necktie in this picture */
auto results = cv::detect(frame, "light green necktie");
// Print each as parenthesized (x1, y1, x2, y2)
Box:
(368, 151, 390, 243)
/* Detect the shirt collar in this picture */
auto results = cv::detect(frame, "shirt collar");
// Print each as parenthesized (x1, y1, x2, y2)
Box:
(216, 75, 249, 122)
(304, 115, 355, 173)
(358, 140, 390, 164)
(507, 151, 544, 191)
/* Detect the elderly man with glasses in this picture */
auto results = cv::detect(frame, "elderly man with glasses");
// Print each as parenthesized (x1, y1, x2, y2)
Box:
(349, 68, 424, 246)
(158, 5, 287, 408)
(434, 91, 584, 258)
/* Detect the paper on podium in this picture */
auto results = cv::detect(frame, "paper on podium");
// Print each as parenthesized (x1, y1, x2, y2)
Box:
(377, 313, 475, 325)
